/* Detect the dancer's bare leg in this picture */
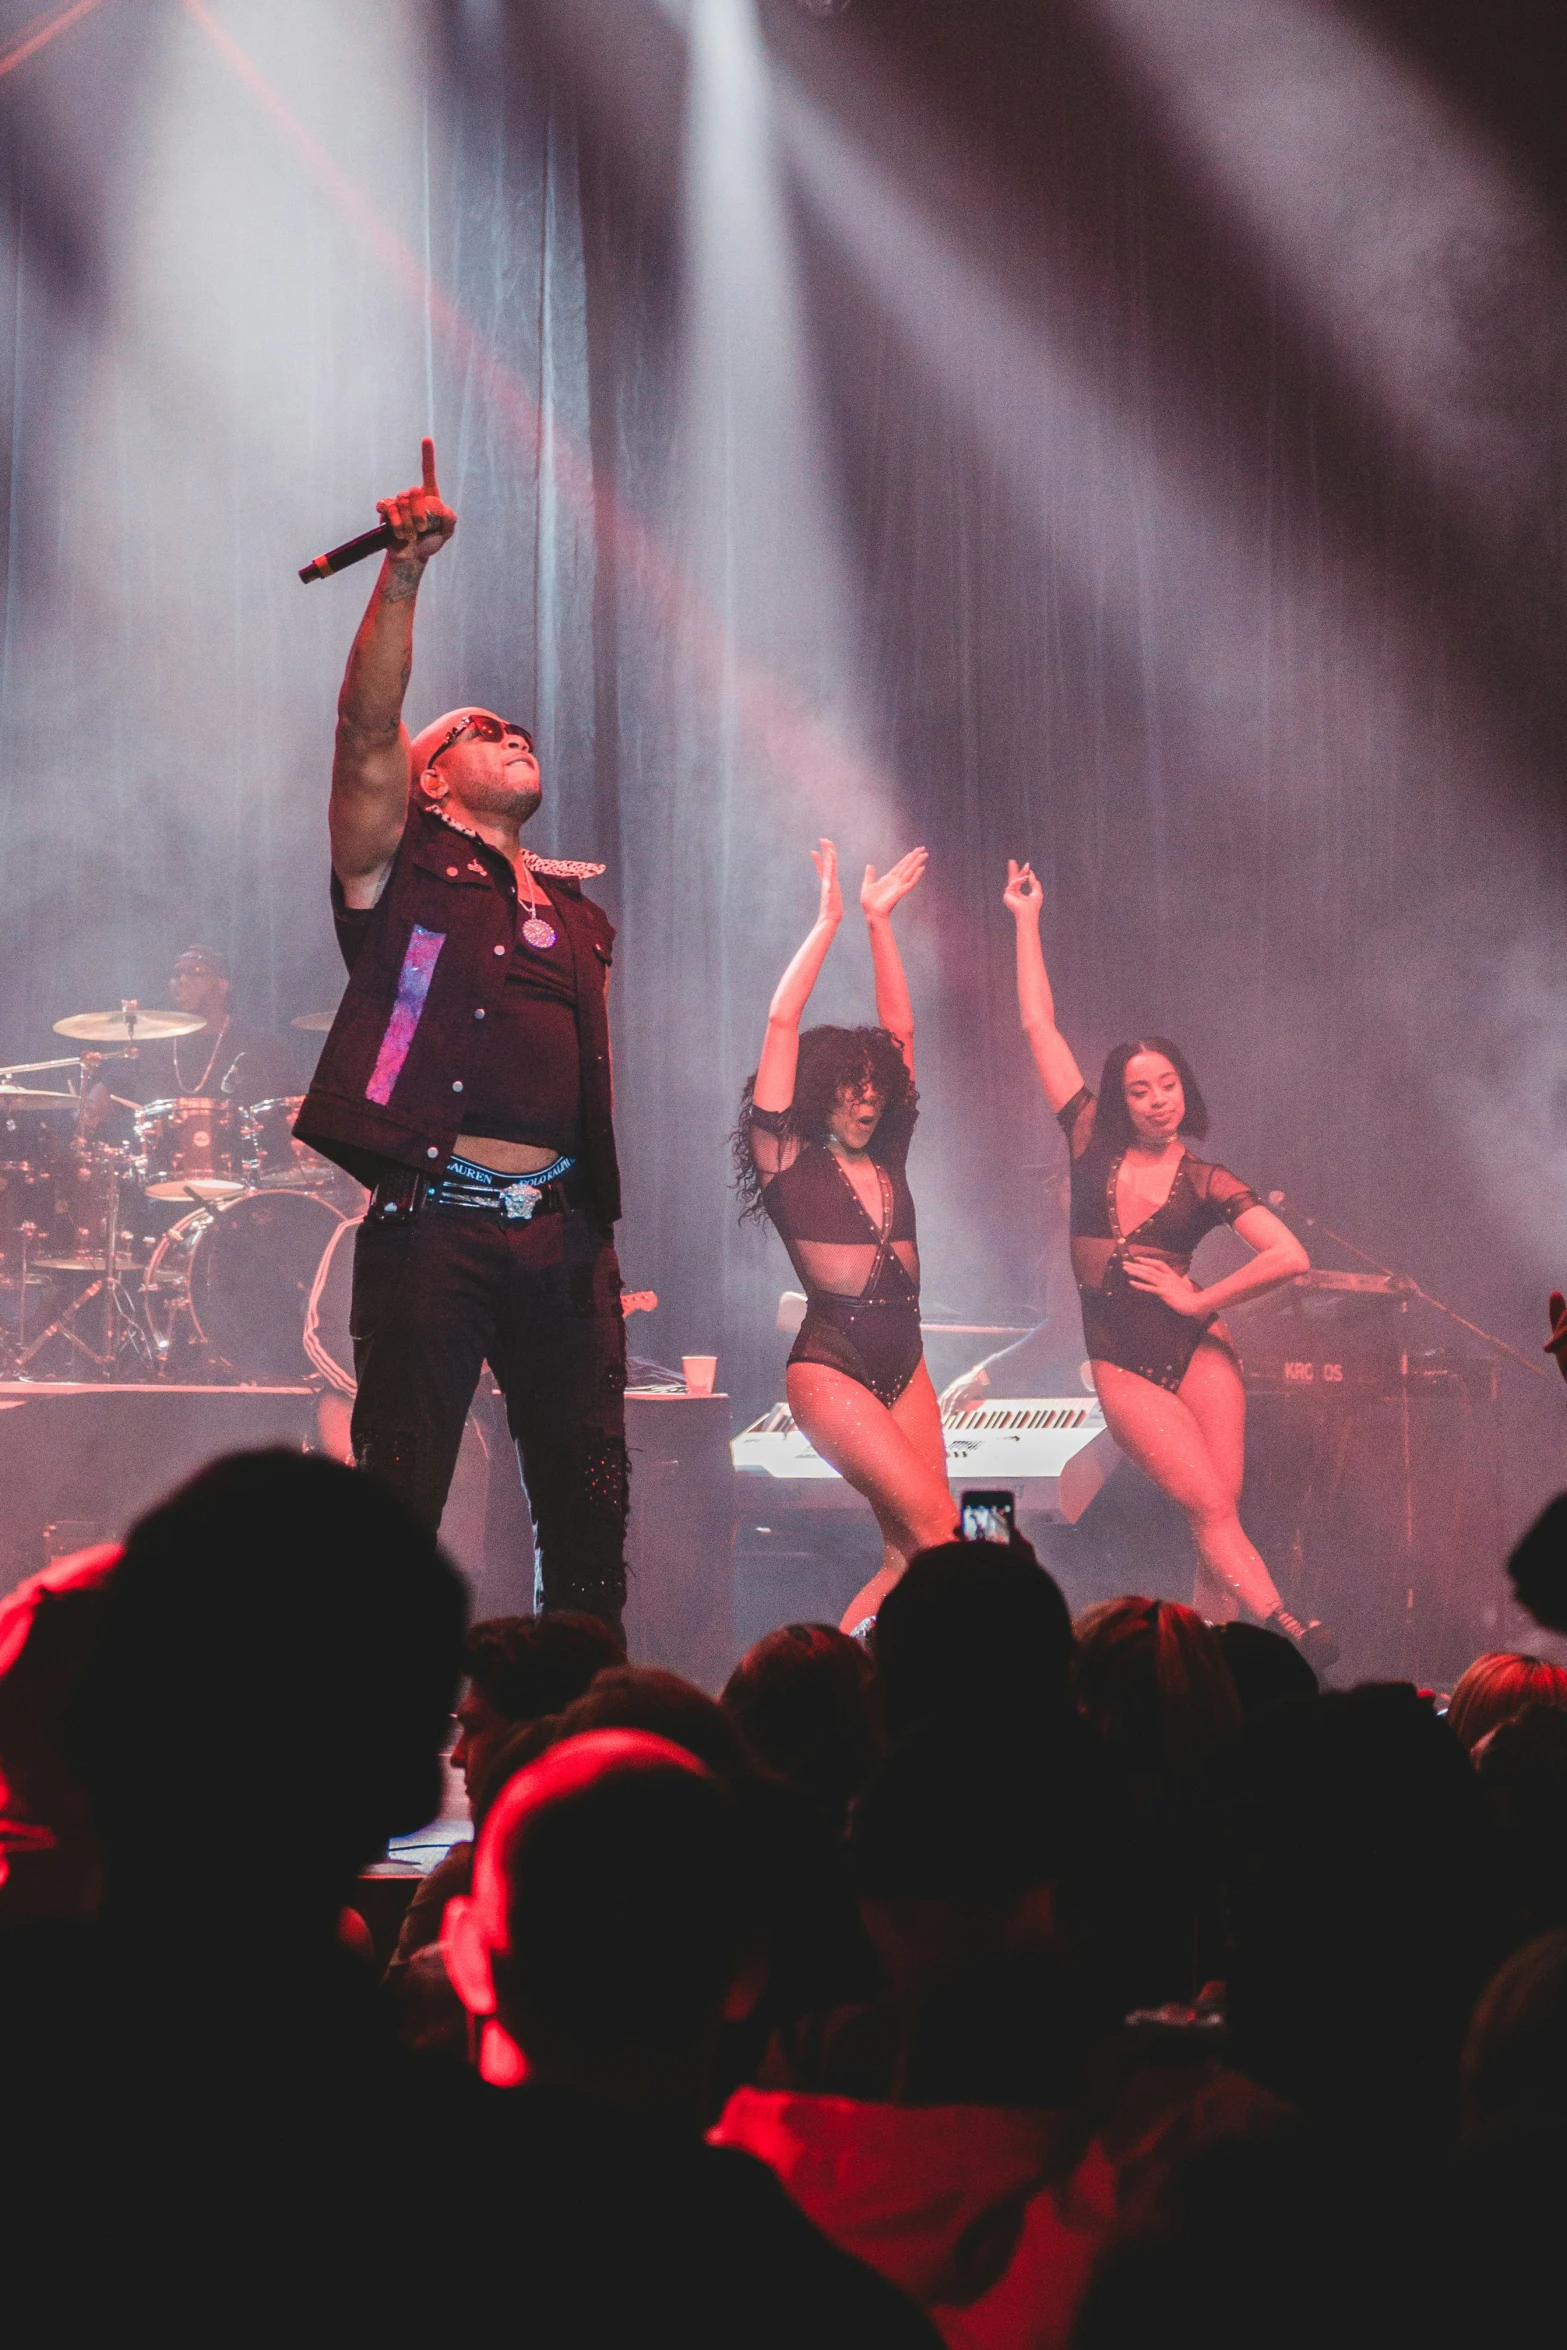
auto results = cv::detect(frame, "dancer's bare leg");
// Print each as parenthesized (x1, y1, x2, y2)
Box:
(1176, 1327, 1252, 1621)
(787, 1358, 954, 1631)
(846, 1361, 954, 1624)
(1091, 1350, 1282, 1621)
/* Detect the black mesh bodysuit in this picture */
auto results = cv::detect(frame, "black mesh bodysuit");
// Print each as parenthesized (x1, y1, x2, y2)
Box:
(1058, 1086, 1260, 1393)
(749, 1101, 922, 1407)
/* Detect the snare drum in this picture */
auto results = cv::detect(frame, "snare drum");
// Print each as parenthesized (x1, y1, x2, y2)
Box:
(240, 1095, 336, 1189)
(134, 1097, 245, 1202)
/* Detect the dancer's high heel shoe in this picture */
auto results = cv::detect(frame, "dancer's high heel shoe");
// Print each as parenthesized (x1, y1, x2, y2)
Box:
(1267, 1606, 1340, 1672)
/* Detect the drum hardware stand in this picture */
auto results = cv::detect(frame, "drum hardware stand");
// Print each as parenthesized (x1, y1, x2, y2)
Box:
(0, 1051, 142, 1122)
(0, 1054, 91, 1083)
(0, 1219, 43, 1380)
(1269, 1195, 1538, 1670)
(13, 1156, 153, 1380)
(16, 1219, 39, 1352)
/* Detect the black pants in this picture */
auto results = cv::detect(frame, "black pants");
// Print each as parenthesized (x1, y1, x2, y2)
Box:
(349, 1200, 629, 1630)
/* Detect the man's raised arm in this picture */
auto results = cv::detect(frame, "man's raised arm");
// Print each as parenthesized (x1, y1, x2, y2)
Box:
(329, 437, 456, 909)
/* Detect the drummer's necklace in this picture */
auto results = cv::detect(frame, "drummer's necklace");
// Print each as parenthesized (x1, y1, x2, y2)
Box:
(175, 1015, 232, 1095)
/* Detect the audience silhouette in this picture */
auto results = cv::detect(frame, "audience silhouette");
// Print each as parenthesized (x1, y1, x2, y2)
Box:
(4, 1451, 477, 2337)
(442, 1727, 941, 2344)
(7, 1452, 1567, 2344)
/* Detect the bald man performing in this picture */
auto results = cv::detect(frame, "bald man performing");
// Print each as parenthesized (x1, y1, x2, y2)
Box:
(295, 443, 628, 1634)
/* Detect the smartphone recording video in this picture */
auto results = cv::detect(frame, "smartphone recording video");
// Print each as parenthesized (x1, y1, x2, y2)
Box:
(959, 1488, 1016, 1544)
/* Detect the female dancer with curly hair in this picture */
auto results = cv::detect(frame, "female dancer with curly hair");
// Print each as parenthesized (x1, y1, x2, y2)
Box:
(735, 840, 954, 1632)
(1003, 858, 1336, 1661)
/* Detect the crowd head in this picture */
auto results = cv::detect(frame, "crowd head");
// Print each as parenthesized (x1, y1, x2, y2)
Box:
(721, 1622, 875, 1833)
(873, 1535, 1074, 1741)
(454, 1611, 624, 1806)
(0, 1543, 119, 1926)
(1073, 1595, 1243, 1781)
(444, 1729, 753, 2109)
(77, 1449, 464, 1928)
(1446, 1648, 1567, 1753)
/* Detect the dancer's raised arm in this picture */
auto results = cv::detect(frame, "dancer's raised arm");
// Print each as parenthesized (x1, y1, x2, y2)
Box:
(754, 840, 843, 1113)
(861, 847, 927, 1078)
(1003, 859, 1084, 1112)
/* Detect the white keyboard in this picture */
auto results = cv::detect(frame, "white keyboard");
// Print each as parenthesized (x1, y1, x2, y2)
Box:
(732, 1397, 1115, 1522)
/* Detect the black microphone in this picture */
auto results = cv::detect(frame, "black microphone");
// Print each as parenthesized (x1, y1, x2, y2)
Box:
(297, 522, 394, 585)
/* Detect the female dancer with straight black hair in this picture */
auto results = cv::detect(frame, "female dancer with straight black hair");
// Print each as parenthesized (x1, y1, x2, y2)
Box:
(734, 840, 953, 1632)
(1003, 859, 1335, 1660)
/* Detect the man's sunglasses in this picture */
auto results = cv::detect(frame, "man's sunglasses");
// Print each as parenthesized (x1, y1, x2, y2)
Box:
(429, 713, 535, 762)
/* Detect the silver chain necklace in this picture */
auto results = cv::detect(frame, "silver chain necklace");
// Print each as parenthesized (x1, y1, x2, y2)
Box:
(518, 865, 557, 952)
(175, 1015, 231, 1096)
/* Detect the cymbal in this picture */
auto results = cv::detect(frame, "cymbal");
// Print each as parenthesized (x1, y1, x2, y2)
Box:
(290, 1009, 338, 1032)
(54, 1007, 204, 1042)
(0, 1085, 77, 1110)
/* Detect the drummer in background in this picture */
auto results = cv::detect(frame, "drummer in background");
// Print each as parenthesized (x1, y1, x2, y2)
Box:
(126, 947, 291, 1108)
(76, 946, 291, 1138)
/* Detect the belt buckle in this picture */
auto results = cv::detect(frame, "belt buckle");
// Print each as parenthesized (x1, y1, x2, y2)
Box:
(501, 1179, 543, 1222)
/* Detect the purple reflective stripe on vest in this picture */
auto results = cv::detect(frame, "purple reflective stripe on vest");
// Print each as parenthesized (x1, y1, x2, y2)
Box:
(365, 925, 445, 1105)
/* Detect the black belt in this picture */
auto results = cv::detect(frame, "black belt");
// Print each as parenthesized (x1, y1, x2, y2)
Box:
(369, 1153, 589, 1224)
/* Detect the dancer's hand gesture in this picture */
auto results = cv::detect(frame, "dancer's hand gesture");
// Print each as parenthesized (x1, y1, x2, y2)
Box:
(1003, 859, 1042, 921)
(809, 839, 843, 930)
(1124, 1253, 1208, 1315)
(861, 847, 927, 922)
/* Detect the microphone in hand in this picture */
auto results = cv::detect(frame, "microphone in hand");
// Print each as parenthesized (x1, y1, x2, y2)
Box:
(298, 522, 392, 584)
(298, 437, 454, 583)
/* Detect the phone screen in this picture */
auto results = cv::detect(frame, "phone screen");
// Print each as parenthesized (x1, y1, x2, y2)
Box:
(960, 1488, 1016, 1544)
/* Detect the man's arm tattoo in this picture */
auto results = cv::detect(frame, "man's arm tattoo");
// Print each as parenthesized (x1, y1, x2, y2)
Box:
(382, 558, 424, 606)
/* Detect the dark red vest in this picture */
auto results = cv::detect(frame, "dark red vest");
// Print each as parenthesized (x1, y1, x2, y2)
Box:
(294, 807, 621, 1229)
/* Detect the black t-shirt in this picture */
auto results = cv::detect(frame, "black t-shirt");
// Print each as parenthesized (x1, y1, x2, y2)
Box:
(335, 877, 582, 1157)
(130, 1021, 294, 1109)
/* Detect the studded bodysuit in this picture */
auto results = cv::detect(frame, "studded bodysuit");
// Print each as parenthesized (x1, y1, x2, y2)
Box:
(1058, 1085, 1260, 1393)
(749, 1100, 923, 1408)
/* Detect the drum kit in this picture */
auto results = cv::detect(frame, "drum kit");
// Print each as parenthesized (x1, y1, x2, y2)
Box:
(1, 1001, 359, 1384)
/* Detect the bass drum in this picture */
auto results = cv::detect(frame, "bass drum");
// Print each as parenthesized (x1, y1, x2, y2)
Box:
(144, 1189, 348, 1380)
